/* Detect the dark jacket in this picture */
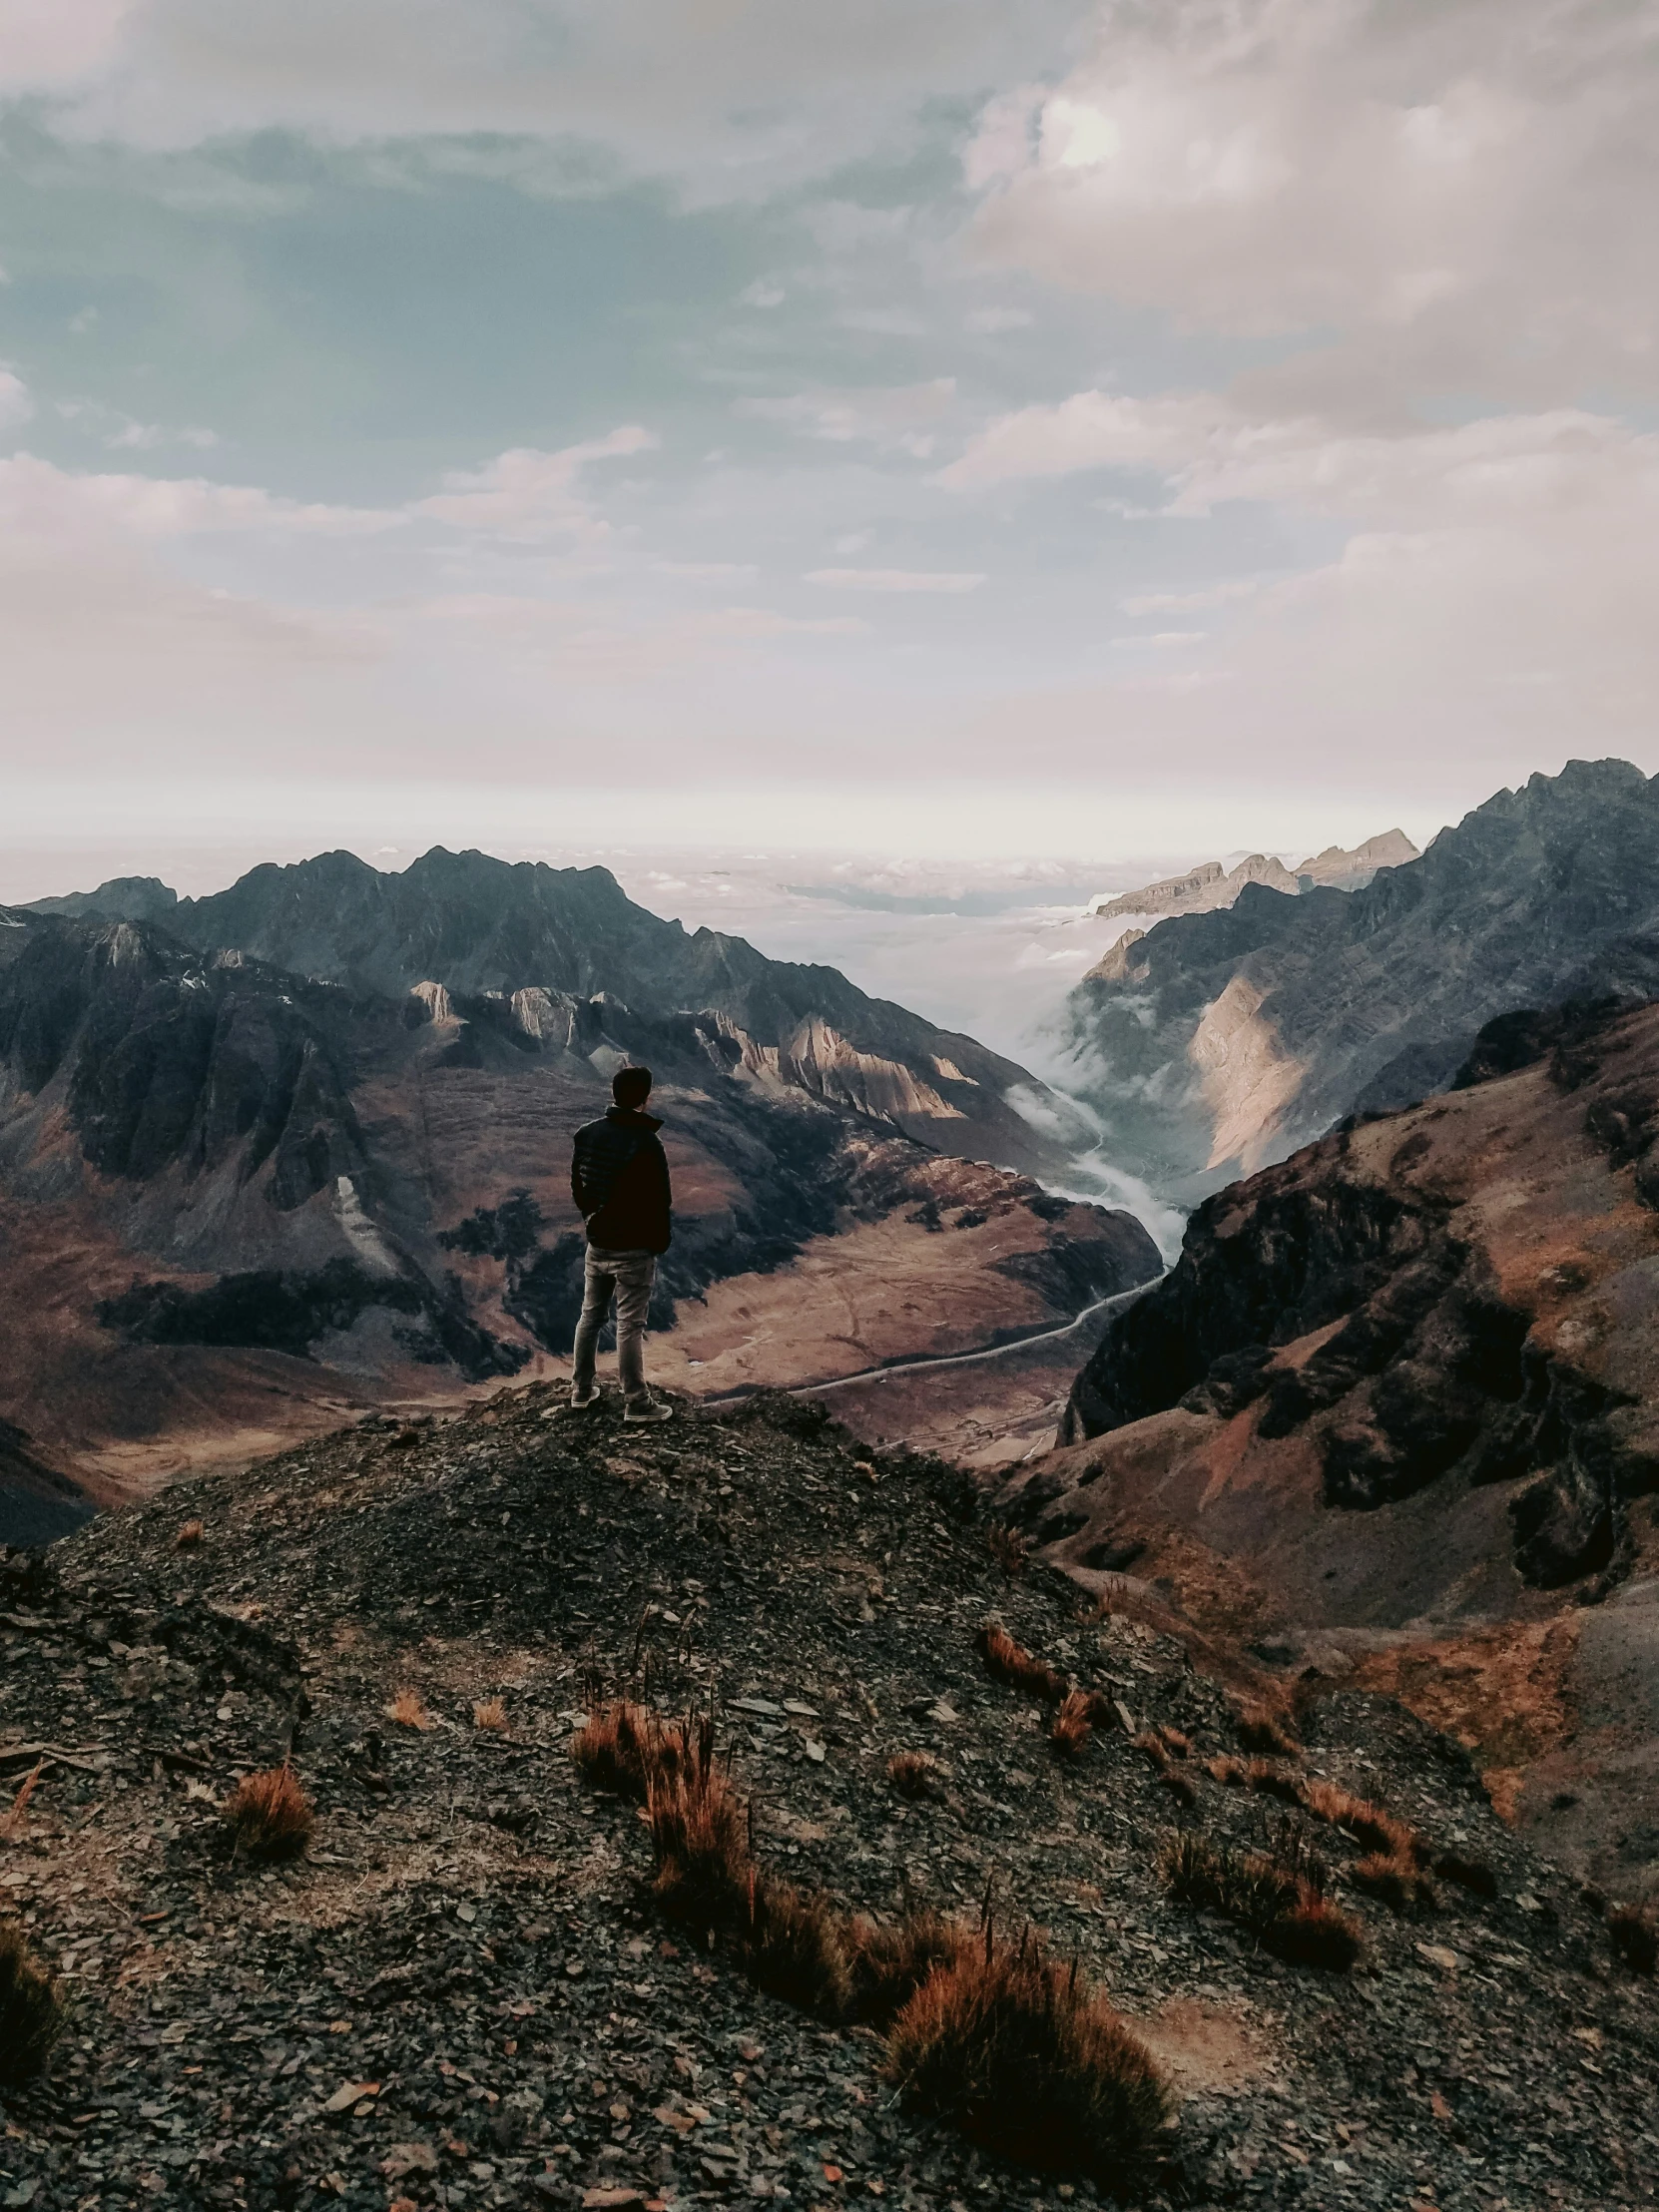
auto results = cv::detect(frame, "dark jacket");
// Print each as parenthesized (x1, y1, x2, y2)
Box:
(571, 1107, 673, 1255)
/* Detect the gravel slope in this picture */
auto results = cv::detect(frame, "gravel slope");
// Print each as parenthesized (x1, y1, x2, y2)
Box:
(2, 1386, 1656, 2210)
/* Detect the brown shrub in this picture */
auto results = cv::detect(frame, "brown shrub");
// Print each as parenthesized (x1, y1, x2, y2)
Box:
(845, 1910, 971, 2028)
(1298, 1780, 1419, 1862)
(1609, 1903, 1658, 1976)
(977, 1621, 1068, 1704)
(887, 1751, 942, 1801)
(986, 1523, 1030, 1578)
(1131, 1730, 1171, 1774)
(0, 1925, 65, 2084)
(883, 1928, 1173, 2182)
(1433, 1851, 1498, 1899)
(1235, 1705, 1299, 1758)
(174, 1519, 205, 1549)
(1157, 1727, 1191, 1760)
(744, 1877, 852, 2019)
(1351, 1854, 1438, 1917)
(385, 1688, 434, 1731)
(1050, 1690, 1097, 1759)
(572, 1700, 679, 1800)
(472, 1697, 508, 1733)
(224, 1765, 314, 1863)
(1209, 1755, 1249, 1788)
(647, 1718, 749, 1929)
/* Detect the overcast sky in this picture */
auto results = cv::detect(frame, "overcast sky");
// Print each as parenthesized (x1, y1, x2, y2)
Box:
(2, 0, 1657, 875)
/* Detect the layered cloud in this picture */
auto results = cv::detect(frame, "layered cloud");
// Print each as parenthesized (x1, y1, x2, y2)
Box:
(412, 428, 657, 540)
(966, 0, 1659, 404)
(0, 0, 1082, 198)
(1, 0, 1656, 857)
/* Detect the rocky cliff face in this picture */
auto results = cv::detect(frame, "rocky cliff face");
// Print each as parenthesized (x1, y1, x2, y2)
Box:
(0, 892, 1158, 1522)
(1066, 760, 1659, 1198)
(997, 994, 1659, 1887)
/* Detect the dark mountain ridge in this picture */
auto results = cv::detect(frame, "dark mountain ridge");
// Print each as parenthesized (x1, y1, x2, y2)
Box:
(1067, 758, 1659, 1198)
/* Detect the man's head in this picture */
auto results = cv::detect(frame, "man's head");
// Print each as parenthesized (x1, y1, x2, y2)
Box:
(612, 1065, 654, 1112)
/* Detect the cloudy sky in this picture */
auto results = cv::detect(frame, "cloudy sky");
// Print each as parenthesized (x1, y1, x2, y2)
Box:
(2, 0, 1657, 879)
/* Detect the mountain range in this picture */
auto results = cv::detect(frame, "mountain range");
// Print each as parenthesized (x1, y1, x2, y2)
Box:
(0, 851, 1159, 1538)
(1066, 759, 1659, 1199)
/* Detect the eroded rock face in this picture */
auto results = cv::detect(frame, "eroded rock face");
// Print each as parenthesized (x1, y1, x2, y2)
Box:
(1066, 758, 1659, 1198)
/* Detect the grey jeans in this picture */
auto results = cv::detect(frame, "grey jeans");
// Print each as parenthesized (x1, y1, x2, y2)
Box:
(570, 1245, 657, 1400)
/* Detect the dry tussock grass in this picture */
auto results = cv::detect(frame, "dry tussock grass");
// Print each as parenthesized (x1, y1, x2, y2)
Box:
(1159, 1829, 1364, 1972)
(1235, 1705, 1299, 1758)
(570, 1691, 1174, 2178)
(1298, 1780, 1421, 1863)
(1264, 1892, 1367, 1970)
(572, 1700, 681, 1798)
(0, 1924, 65, 2084)
(647, 1718, 750, 1928)
(886, 1750, 942, 1800)
(385, 1688, 434, 1731)
(471, 1697, 508, 1733)
(1244, 1758, 1305, 1807)
(1609, 1903, 1658, 1976)
(845, 1910, 970, 2028)
(174, 1518, 205, 1549)
(1209, 1755, 1249, 1787)
(1, 1763, 43, 1843)
(1050, 1690, 1097, 1759)
(1351, 1853, 1439, 1917)
(744, 1877, 854, 2019)
(1132, 1729, 1198, 1805)
(224, 1765, 314, 1863)
(977, 1621, 1068, 1704)
(883, 1926, 1173, 2182)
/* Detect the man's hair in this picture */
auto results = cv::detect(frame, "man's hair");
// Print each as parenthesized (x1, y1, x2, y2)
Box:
(612, 1064, 654, 1110)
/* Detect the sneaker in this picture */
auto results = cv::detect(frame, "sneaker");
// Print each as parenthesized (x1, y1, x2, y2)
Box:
(623, 1393, 673, 1424)
(569, 1385, 601, 1409)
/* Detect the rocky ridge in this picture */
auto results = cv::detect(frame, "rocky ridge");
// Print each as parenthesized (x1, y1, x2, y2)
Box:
(3, 1387, 1656, 2210)
(1066, 760, 1659, 1198)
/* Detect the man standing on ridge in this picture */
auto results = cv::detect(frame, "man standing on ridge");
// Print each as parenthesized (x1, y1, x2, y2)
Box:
(569, 1064, 675, 1421)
